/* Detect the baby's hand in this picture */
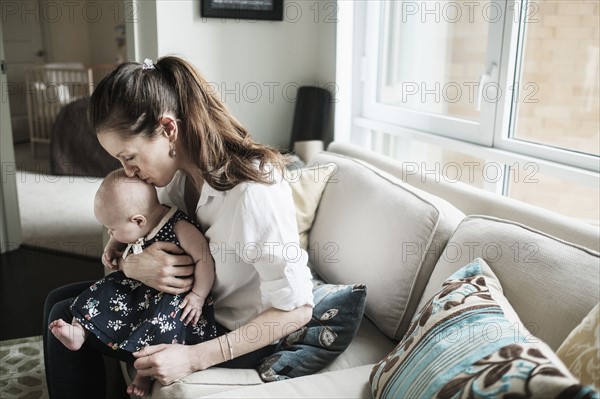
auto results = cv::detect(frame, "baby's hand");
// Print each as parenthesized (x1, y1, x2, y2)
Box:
(179, 291, 205, 326)
(102, 247, 123, 270)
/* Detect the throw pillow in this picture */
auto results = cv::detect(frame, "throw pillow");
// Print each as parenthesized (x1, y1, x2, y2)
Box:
(556, 303, 600, 390)
(286, 163, 336, 250)
(258, 283, 367, 382)
(369, 258, 599, 399)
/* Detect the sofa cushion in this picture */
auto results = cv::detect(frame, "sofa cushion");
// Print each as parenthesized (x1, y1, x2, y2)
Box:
(318, 315, 397, 374)
(309, 152, 464, 340)
(417, 215, 600, 350)
(556, 303, 600, 389)
(370, 259, 597, 399)
(287, 163, 336, 250)
(203, 364, 375, 398)
(123, 359, 258, 397)
(149, 367, 263, 398)
(257, 283, 367, 381)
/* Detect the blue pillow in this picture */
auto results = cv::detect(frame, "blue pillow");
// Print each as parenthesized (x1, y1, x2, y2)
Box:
(369, 259, 599, 399)
(258, 283, 367, 381)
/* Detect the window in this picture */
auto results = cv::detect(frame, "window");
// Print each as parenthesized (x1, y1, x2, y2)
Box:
(363, 0, 504, 145)
(377, 0, 490, 121)
(341, 0, 599, 224)
(508, 0, 599, 158)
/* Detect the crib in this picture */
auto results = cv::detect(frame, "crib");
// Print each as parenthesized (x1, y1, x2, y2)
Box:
(25, 63, 117, 156)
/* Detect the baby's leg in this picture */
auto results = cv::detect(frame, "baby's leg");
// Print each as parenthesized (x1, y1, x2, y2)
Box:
(127, 373, 152, 398)
(48, 317, 88, 351)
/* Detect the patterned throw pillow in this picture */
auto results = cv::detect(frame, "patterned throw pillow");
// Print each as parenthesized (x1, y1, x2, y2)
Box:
(258, 283, 367, 382)
(369, 258, 599, 399)
(557, 303, 600, 390)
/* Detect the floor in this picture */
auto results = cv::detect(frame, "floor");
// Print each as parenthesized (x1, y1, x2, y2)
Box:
(0, 245, 104, 341)
(0, 246, 128, 398)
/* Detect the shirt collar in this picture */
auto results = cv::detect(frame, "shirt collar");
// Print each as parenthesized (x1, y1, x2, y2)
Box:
(146, 205, 178, 240)
(198, 180, 224, 206)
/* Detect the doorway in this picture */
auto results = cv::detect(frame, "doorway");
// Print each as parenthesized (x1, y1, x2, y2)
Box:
(1, 0, 128, 255)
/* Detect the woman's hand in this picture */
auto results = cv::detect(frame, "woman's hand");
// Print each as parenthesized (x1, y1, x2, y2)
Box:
(132, 306, 313, 385)
(132, 343, 213, 386)
(119, 241, 195, 295)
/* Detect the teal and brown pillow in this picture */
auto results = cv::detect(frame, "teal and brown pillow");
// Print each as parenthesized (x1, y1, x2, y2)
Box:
(258, 283, 367, 382)
(369, 258, 599, 399)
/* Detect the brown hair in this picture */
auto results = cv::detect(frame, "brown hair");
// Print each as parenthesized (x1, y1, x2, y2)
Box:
(89, 56, 287, 190)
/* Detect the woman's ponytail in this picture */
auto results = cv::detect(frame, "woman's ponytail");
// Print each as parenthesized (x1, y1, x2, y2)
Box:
(155, 56, 286, 190)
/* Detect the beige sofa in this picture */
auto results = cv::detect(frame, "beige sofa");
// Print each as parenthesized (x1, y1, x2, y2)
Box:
(126, 141, 599, 398)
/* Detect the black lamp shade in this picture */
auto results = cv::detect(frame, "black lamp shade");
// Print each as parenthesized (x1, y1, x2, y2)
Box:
(290, 86, 332, 148)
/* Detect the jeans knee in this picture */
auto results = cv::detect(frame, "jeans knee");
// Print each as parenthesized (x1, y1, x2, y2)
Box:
(48, 299, 73, 325)
(44, 281, 91, 322)
(45, 288, 64, 314)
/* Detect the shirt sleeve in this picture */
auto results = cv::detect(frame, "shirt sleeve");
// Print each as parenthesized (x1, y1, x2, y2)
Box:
(227, 176, 315, 311)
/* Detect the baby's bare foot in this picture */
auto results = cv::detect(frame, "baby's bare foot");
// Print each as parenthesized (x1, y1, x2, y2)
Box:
(48, 319, 86, 351)
(127, 373, 153, 398)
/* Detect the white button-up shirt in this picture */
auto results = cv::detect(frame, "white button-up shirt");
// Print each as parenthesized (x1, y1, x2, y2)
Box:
(158, 170, 315, 331)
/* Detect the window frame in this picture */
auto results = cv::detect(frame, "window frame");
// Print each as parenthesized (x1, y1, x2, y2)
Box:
(362, 0, 507, 146)
(337, 0, 599, 190)
(493, 1, 600, 172)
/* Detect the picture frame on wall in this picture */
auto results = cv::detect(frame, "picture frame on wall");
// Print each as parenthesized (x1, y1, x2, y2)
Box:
(201, 0, 283, 21)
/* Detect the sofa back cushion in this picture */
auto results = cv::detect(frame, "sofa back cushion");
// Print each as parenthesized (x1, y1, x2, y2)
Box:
(308, 152, 464, 340)
(417, 215, 600, 350)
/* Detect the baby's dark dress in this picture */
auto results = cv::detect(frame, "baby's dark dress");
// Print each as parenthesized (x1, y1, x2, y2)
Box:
(70, 206, 217, 352)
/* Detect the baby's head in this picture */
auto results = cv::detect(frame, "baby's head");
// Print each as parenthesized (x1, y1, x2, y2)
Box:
(95, 169, 161, 243)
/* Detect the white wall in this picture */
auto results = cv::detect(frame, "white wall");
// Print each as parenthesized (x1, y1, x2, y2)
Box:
(87, 0, 128, 64)
(43, 0, 127, 65)
(153, 0, 337, 149)
(128, 0, 158, 62)
(44, 0, 91, 64)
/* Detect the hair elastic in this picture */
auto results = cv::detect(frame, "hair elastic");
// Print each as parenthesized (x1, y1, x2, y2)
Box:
(142, 58, 155, 70)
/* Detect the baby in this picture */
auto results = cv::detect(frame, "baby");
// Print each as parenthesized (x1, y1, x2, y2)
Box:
(49, 168, 217, 397)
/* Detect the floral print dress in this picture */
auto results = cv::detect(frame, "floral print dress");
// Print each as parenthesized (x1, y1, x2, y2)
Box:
(70, 206, 218, 352)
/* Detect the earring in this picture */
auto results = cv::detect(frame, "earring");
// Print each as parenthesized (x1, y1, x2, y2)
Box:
(170, 145, 177, 158)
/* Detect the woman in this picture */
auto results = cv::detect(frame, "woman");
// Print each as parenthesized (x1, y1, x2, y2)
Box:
(43, 56, 315, 399)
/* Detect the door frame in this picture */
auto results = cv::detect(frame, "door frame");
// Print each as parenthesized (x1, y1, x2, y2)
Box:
(0, 19, 23, 254)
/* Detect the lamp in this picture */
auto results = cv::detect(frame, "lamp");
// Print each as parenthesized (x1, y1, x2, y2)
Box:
(290, 86, 332, 163)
